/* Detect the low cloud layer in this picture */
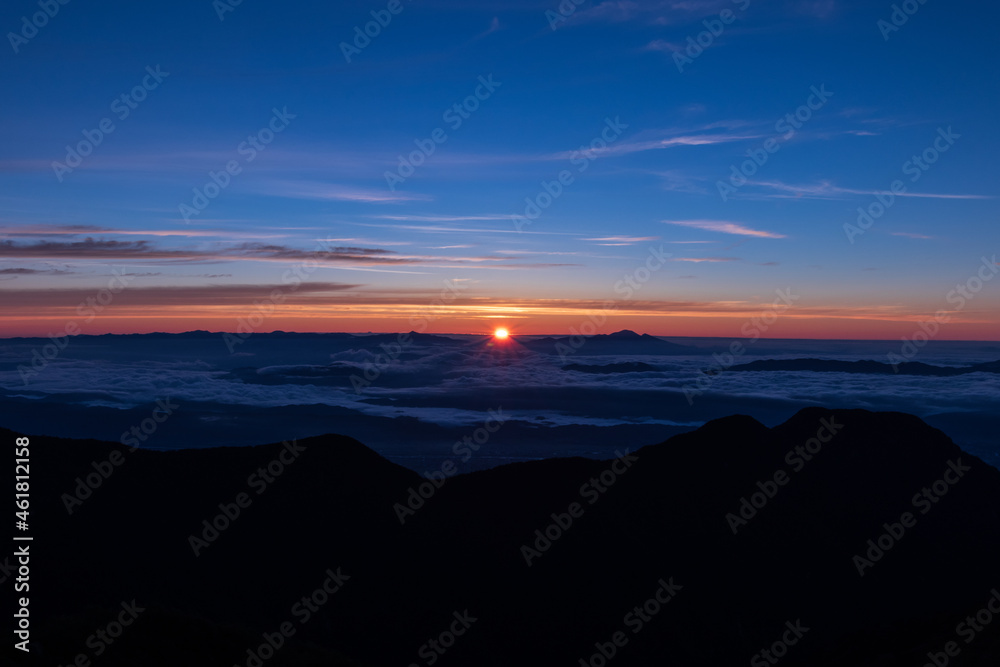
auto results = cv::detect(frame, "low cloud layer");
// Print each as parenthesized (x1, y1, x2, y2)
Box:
(1, 333, 997, 468)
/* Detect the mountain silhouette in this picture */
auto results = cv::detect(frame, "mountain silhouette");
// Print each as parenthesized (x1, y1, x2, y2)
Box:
(523, 330, 701, 356)
(6, 408, 1000, 666)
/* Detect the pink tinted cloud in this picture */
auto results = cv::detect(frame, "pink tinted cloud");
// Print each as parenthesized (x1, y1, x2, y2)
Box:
(663, 219, 787, 238)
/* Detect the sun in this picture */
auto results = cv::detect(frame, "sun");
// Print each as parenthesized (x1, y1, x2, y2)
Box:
(494, 328, 509, 340)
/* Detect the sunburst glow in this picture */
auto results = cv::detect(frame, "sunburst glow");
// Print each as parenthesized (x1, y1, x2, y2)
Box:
(494, 328, 509, 340)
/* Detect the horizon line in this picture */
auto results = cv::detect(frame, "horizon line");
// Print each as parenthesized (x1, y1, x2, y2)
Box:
(2, 330, 999, 344)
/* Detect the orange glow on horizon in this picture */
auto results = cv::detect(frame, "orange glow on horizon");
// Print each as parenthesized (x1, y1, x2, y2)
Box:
(1, 313, 999, 341)
(494, 328, 509, 340)
(1, 301, 999, 340)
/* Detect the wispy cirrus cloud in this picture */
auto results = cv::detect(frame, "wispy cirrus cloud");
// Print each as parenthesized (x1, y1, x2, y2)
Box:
(584, 235, 660, 246)
(794, 0, 837, 19)
(318, 237, 413, 247)
(662, 219, 787, 239)
(231, 243, 404, 262)
(1, 224, 290, 239)
(354, 222, 580, 236)
(890, 232, 933, 240)
(672, 257, 741, 263)
(0, 238, 414, 265)
(264, 181, 432, 203)
(643, 39, 684, 53)
(0, 238, 582, 276)
(749, 180, 993, 201)
(493, 250, 591, 256)
(0, 149, 387, 176)
(572, 0, 735, 26)
(543, 131, 762, 161)
(470, 16, 501, 41)
(371, 214, 511, 222)
(421, 262, 581, 271)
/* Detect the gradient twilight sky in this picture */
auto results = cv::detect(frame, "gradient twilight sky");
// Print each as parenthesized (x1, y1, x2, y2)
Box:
(1, 0, 998, 339)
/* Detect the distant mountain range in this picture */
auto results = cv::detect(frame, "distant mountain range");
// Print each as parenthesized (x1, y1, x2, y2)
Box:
(2, 329, 707, 356)
(9, 408, 1000, 666)
(713, 358, 1000, 376)
(523, 329, 703, 355)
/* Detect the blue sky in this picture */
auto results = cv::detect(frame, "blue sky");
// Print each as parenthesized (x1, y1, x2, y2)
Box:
(1, 0, 998, 338)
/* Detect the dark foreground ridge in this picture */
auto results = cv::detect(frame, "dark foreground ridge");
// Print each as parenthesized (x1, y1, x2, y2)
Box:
(6, 409, 1000, 666)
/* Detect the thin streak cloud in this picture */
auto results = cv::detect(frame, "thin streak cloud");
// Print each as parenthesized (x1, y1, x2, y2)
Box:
(663, 220, 787, 239)
(750, 180, 993, 201)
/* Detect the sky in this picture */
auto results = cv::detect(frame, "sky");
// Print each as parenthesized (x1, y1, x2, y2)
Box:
(1, 0, 998, 339)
